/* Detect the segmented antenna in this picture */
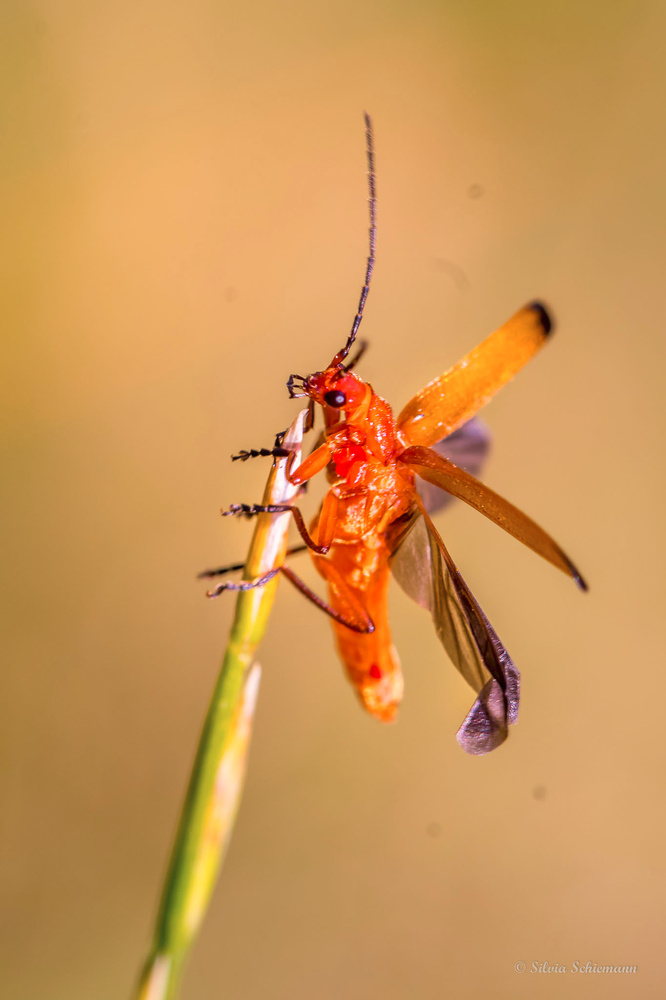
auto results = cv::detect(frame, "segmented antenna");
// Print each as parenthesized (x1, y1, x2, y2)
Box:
(331, 112, 376, 366)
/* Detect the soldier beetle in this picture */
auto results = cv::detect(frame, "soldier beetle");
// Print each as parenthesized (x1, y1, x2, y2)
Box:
(201, 114, 586, 754)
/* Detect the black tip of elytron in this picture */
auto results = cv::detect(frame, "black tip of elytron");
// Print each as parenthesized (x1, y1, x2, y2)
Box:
(567, 558, 589, 592)
(528, 300, 554, 337)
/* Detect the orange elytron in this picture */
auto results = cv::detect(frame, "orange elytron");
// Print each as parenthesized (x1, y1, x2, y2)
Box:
(202, 115, 586, 754)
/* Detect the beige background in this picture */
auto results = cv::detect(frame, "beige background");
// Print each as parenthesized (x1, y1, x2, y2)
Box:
(3, 2, 665, 998)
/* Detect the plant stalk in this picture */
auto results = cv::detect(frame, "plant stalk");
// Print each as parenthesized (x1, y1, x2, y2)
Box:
(133, 410, 306, 1000)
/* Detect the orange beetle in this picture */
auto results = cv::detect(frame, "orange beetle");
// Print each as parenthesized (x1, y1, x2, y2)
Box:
(203, 115, 586, 754)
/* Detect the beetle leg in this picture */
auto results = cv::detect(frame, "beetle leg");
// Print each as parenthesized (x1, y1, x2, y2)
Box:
(312, 491, 339, 550)
(222, 503, 331, 554)
(204, 560, 374, 633)
(279, 564, 375, 633)
(205, 567, 280, 598)
(232, 433, 334, 480)
(231, 446, 290, 462)
(304, 398, 316, 432)
(231, 427, 299, 463)
(307, 555, 377, 633)
(198, 544, 309, 580)
(286, 440, 332, 485)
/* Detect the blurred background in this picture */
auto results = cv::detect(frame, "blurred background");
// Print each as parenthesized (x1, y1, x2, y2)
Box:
(3, 2, 665, 998)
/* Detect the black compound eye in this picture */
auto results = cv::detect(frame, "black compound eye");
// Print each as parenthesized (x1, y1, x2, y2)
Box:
(324, 389, 347, 408)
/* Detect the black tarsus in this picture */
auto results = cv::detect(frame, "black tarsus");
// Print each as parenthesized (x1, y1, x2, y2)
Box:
(230, 428, 297, 464)
(231, 446, 290, 462)
(286, 373, 308, 399)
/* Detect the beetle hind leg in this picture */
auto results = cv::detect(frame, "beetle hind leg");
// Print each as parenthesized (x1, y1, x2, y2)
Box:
(202, 559, 375, 634)
(205, 567, 280, 598)
(198, 544, 309, 581)
(279, 564, 375, 634)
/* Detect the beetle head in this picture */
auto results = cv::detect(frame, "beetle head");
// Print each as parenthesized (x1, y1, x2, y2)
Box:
(286, 352, 369, 418)
(286, 339, 369, 413)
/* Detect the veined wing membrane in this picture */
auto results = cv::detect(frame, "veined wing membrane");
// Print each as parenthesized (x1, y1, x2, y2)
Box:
(387, 500, 519, 754)
(400, 444, 587, 590)
(416, 417, 491, 516)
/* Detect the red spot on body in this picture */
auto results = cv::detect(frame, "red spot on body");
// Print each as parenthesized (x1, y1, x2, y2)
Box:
(369, 663, 383, 679)
(333, 444, 367, 479)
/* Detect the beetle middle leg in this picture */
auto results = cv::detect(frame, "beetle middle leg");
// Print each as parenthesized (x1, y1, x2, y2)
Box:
(222, 492, 339, 555)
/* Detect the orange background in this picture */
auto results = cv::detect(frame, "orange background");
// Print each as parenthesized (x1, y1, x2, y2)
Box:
(3, 3, 665, 998)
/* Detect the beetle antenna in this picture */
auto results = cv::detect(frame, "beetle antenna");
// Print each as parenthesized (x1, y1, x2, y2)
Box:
(342, 339, 368, 372)
(331, 112, 376, 367)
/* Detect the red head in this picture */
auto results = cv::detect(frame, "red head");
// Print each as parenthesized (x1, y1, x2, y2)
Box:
(301, 366, 371, 421)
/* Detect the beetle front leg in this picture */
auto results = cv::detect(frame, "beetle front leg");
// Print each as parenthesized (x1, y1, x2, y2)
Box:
(285, 440, 332, 485)
(231, 429, 291, 463)
(232, 446, 290, 462)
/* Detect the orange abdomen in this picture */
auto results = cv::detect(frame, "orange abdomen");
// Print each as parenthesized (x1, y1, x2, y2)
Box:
(320, 539, 403, 723)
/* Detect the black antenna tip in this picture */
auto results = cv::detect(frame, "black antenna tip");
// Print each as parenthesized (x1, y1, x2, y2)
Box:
(528, 300, 554, 337)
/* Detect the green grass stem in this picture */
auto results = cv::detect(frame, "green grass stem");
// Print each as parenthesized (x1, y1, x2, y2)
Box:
(133, 410, 307, 1000)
